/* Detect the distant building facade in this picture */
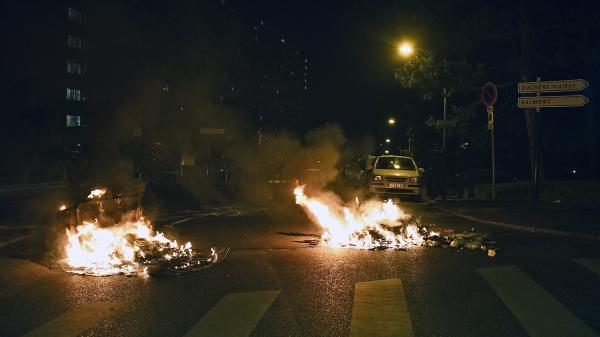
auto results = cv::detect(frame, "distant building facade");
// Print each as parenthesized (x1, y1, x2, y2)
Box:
(0, 1, 90, 183)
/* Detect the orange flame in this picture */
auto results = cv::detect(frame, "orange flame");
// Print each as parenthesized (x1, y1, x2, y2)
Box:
(87, 188, 106, 199)
(294, 185, 426, 249)
(64, 217, 192, 276)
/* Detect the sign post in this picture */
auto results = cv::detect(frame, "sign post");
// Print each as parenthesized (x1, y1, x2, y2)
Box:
(517, 78, 589, 201)
(481, 82, 498, 201)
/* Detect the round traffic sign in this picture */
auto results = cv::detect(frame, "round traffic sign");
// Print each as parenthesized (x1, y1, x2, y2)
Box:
(481, 82, 498, 107)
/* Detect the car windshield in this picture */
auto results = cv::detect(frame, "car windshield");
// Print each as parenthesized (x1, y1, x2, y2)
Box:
(375, 157, 416, 170)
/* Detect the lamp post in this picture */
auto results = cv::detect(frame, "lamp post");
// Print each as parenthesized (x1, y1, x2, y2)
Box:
(442, 87, 448, 151)
(397, 40, 448, 151)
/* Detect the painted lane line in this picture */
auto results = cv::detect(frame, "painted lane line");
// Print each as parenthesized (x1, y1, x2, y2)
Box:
(478, 265, 598, 337)
(0, 225, 42, 230)
(183, 290, 280, 337)
(575, 258, 600, 275)
(22, 301, 126, 337)
(349, 278, 414, 337)
(0, 232, 37, 249)
(166, 217, 193, 227)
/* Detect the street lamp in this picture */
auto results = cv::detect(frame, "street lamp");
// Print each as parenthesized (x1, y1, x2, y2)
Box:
(385, 138, 391, 143)
(387, 118, 396, 125)
(397, 41, 414, 58)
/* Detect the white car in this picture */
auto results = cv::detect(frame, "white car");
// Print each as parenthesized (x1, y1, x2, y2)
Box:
(367, 155, 422, 197)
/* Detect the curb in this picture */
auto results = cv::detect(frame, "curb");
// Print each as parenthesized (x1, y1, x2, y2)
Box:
(432, 206, 600, 241)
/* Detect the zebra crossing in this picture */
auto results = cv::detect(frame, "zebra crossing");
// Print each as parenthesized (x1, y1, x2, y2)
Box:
(478, 265, 597, 337)
(575, 258, 600, 275)
(183, 290, 281, 337)
(349, 278, 413, 337)
(16, 258, 600, 337)
(22, 301, 127, 337)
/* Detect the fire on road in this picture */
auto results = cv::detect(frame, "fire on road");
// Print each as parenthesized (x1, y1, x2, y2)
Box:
(52, 188, 227, 276)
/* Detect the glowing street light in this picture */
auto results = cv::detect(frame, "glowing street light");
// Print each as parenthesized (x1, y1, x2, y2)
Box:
(384, 150, 390, 154)
(388, 118, 396, 125)
(385, 138, 391, 143)
(398, 41, 414, 58)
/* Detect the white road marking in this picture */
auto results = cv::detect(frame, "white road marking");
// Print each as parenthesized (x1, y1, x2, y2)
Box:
(478, 265, 598, 337)
(575, 258, 600, 275)
(0, 232, 37, 249)
(183, 290, 280, 337)
(22, 301, 125, 337)
(349, 278, 414, 337)
(165, 217, 193, 227)
(0, 225, 42, 230)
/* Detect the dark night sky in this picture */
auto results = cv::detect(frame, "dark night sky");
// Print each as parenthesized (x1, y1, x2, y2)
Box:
(237, 0, 600, 179)
(242, 1, 420, 136)
(2, 0, 597, 182)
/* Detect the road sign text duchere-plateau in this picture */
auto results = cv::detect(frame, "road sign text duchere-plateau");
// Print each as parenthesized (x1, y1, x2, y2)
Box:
(518, 79, 588, 94)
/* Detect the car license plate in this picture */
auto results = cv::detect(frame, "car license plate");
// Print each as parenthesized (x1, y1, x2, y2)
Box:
(388, 183, 407, 188)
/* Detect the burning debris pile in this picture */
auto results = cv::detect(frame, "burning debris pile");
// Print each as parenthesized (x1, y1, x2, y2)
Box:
(53, 188, 228, 276)
(294, 185, 497, 255)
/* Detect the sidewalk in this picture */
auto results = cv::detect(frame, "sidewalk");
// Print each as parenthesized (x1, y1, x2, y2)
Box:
(428, 199, 600, 240)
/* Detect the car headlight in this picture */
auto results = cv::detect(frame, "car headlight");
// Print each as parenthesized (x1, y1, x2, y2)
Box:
(409, 177, 419, 184)
(373, 175, 383, 181)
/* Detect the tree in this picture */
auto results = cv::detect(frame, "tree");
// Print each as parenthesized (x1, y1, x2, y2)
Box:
(394, 52, 483, 100)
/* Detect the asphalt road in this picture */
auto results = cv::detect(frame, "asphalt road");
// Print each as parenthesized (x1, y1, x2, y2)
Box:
(1, 202, 599, 337)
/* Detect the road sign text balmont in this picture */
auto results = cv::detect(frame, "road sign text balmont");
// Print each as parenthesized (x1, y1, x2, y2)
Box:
(517, 95, 588, 109)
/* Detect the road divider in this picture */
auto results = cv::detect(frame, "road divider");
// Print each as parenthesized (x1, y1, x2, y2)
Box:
(433, 206, 600, 240)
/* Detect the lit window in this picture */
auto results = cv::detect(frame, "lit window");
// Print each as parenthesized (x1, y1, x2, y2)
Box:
(66, 61, 82, 75)
(67, 35, 86, 48)
(66, 88, 85, 101)
(67, 8, 83, 22)
(66, 115, 81, 127)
